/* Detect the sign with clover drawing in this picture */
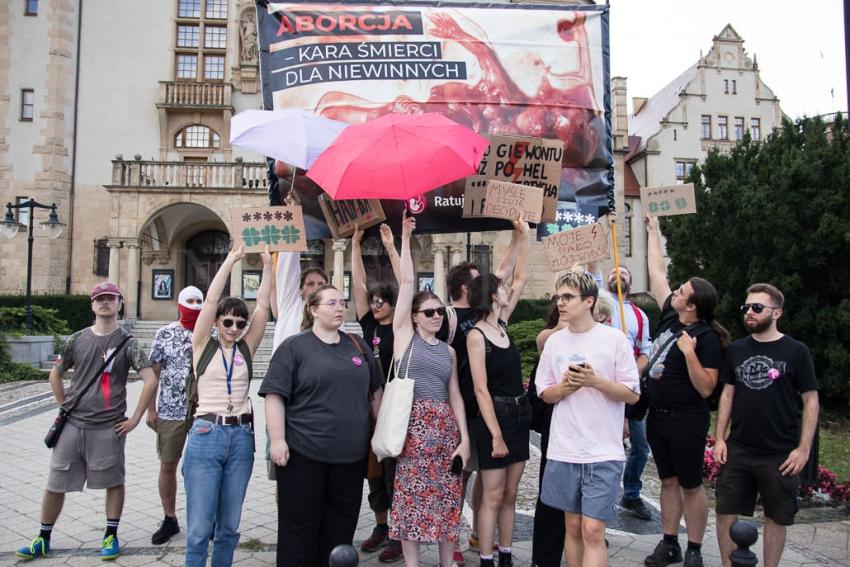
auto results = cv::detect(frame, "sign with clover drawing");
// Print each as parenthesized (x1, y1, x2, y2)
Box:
(230, 205, 307, 253)
(640, 183, 697, 217)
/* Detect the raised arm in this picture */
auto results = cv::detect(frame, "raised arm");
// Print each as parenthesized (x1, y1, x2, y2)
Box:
(501, 218, 530, 323)
(494, 220, 522, 282)
(193, 246, 245, 351)
(243, 246, 274, 354)
(392, 214, 417, 356)
(379, 223, 402, 284)
(351, 224, 371, 319)
(644, 215, 671, 307)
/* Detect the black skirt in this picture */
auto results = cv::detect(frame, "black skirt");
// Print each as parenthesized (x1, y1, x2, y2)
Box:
(472, 396, 532, 470)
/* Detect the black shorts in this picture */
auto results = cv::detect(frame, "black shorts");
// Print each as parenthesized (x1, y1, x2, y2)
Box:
(646, 409, 709, 489)
(472, 396, 531, 470)
(715, 442, 800, 525)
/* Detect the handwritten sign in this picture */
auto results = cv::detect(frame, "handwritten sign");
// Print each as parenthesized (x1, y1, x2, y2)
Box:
(318, 195, 386, 238)
(230, 205, 307, 253)
(543, 223, 610, 271)
(482, 180, 544, 222)
(462, 179, 488, 219)
(640, 183, 697, 217)
(465, 135, 564, 222)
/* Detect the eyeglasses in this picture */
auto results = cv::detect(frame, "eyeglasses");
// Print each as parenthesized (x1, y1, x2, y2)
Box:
(221, 318, 247, 329)
(740, 303, 780, 314)
(416, 307, 446, 318)
(551, 293, 582, 304)
(319, 299, 349, 309)
(370, 298, 386, 308)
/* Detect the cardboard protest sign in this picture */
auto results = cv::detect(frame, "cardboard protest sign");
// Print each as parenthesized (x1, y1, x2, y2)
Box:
(318, 195, 387, 238)
(231, 206, 307, 252)
(543, 223, 610, 271)
(462, 178, 488, 219)
(465, 135, 564, 222)
(482, 180, 544, 223)
(640, 183, 697, 217)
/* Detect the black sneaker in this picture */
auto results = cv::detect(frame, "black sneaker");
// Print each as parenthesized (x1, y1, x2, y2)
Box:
(621, 497, 653, 521)
(497, 551, 513, 567)
(151, 516, 180, 545)
(683, 549, 703, 567)
(479, 558, 495, 567)
(644, 539, 682, 566)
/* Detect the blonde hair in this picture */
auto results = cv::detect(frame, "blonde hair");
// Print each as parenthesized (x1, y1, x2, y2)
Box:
(554, 268, 599, 311)
(301, 284, 338, 331)
(594, 290, 615, 322)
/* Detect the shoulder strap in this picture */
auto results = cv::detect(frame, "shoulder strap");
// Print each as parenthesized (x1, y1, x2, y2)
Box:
(236, 339, 253, 382)
(345, 332, 365, 356)
(185, 337, 219, 425)
(64, 334, 133, 414)
(446, 306, 457, 345)
(644, 330, 682, 374)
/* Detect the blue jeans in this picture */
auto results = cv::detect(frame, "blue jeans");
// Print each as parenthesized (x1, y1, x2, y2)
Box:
(622, 418, 649, 500)
(183, 419, 255, 567)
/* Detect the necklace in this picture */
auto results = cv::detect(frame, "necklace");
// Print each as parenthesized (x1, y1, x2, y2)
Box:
(483, 319, 505, 338)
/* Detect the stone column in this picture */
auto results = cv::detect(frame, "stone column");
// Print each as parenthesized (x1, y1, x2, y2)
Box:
(125, 239, 140, 320)
(107, 239, 122, 285)
(433, 246, 446, 301)
(231, 260, 243, 298)
(332, 239, 347, 290)
(449, 245, 463, 269)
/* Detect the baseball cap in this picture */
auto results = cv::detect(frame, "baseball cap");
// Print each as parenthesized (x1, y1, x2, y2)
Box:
(91, 281, 122, 300)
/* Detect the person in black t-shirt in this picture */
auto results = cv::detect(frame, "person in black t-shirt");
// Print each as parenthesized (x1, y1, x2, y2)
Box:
(643, 216, 730, 567)
(351, 223, 404, 562)
(714, 283, 818, 567)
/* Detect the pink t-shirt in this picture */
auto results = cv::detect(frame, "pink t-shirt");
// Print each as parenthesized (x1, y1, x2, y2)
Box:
(535, 323, 640, 464)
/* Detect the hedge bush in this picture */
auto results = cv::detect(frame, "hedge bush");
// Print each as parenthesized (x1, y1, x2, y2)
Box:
(510, 299, 551, 325)
(0, 336, 47, 382)
(0, 294, 92, 332)
(507, 318, 547, 380)
(0, 306, 71, 336)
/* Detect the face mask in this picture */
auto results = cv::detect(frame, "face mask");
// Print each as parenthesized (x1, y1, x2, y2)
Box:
(177, 286, 203, 331)
(178, 305, 201, 331)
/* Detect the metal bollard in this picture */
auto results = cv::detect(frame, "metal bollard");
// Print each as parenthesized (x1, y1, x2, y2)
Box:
(329, 543, 359, 567)
(729, 519, 759, 567)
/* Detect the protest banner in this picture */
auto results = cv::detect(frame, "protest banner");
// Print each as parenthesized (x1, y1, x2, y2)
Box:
(256, 2, 612, 236)
(318, 194, 386, 238)
(230, 205, 307, 252)
(640, 183, 697, 217)
(543, 223, 610, 271)
(481, 180, 544, 223)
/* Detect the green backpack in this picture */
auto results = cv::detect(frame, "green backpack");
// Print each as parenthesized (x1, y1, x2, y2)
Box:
(184, 337, 253, 427)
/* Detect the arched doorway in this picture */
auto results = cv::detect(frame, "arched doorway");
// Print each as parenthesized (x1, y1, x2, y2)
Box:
(185, 230, 230, 296)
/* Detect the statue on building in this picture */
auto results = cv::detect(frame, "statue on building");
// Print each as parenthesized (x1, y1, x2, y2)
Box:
(239, 10, 258, 64)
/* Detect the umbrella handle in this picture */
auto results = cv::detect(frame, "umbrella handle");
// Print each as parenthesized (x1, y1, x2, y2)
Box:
(283, 172, 298, 206)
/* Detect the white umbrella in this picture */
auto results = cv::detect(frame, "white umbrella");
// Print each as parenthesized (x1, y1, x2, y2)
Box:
(229, 108, 348, 170)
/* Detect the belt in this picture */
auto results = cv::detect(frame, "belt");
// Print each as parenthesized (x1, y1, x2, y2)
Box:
(650, 407, 704, 414)
(196, 413, 253, 426)
(492, 394, 526, 406)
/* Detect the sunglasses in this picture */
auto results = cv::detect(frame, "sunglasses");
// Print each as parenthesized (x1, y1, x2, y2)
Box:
(221, 318, 247, 329)
(551, 293, 583, 304)
(740, 303, 779, 314)
(319, 299, 350, 309)
(417, 307, 446, 318)
(370, 298, 386, 308)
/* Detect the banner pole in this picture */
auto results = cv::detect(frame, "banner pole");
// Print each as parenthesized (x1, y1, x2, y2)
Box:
(610, 219, 627, 334)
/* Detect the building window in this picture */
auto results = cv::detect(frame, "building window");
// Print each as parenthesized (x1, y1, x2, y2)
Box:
(675, 160, 695, 181)
(723, 80, 729, 94)
(16, 196, 30, 225)
(175, 124, 221, 148)
(734, 117, 745, 140)
(751, 118, 761, 141)
(718, 116, 728, 140)
(25, 0, 38, 15)
(175, 0, 227, 81)
(93, 239, 110, 276)
(177, 25, 200, 48)
(471, 244, 492, 276)
(623, 215, 633, 257)
(701, 115, 712, 139)
(20, 89, 34, 121)
(732, 80, 737, 94)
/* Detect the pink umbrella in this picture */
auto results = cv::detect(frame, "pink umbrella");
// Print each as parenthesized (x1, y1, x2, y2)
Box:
(306, 112, 489, 201)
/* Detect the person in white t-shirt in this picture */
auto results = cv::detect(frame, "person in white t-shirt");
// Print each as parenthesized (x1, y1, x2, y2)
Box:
(535, 270, 640, 567)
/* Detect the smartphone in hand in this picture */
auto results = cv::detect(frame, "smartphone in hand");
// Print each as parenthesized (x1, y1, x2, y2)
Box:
(450, 455, 463, 476)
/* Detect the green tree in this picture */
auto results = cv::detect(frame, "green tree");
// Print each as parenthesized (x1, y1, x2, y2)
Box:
(661, 115, 850, 408)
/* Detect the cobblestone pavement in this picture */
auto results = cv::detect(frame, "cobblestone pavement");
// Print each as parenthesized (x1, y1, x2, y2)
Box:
(0, 380, 847, 566)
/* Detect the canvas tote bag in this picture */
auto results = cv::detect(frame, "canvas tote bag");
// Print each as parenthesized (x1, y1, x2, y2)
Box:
(371, 338, 415, 460)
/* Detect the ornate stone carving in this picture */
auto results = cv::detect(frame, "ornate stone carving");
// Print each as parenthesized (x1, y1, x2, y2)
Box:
(239, 8, 258, 65)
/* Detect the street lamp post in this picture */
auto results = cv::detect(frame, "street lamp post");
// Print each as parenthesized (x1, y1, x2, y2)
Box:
(1, 200, 65, 330)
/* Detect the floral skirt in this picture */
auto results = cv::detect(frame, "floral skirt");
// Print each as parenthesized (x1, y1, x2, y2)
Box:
(389, 399, 462, 542)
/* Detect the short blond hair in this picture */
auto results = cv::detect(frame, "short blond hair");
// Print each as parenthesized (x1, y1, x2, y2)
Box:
(594, 290, 615, 321)
(554, 268, 598, 310)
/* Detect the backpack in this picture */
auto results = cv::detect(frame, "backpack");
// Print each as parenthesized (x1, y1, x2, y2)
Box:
(185, 337, 253, 427)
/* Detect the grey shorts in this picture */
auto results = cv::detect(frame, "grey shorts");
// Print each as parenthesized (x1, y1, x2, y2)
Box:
(540, 460, 624, 523)
(47, 422, 126, 493)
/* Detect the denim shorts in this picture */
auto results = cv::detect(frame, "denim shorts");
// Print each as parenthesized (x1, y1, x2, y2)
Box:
(540, 460, 624, 523)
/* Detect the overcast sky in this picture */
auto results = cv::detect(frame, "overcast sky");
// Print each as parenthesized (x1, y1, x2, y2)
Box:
(608, 0, 847, 119)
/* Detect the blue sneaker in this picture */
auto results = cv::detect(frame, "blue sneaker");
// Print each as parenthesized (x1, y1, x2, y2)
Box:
(100, 534, 120, 561)
(16, 536, 50, 559)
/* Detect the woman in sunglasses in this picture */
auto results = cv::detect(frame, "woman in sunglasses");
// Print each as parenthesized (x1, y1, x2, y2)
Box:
(260, 283, 384, 567)
(389, 213, 470, 567)
(184, 245, 273, 567)
(466, 218, 530, 567)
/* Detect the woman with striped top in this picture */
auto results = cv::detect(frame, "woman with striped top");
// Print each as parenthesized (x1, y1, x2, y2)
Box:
(389, 213, 470, 567)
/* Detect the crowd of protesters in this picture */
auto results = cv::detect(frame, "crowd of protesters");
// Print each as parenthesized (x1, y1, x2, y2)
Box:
(15, 199, 819, 567)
